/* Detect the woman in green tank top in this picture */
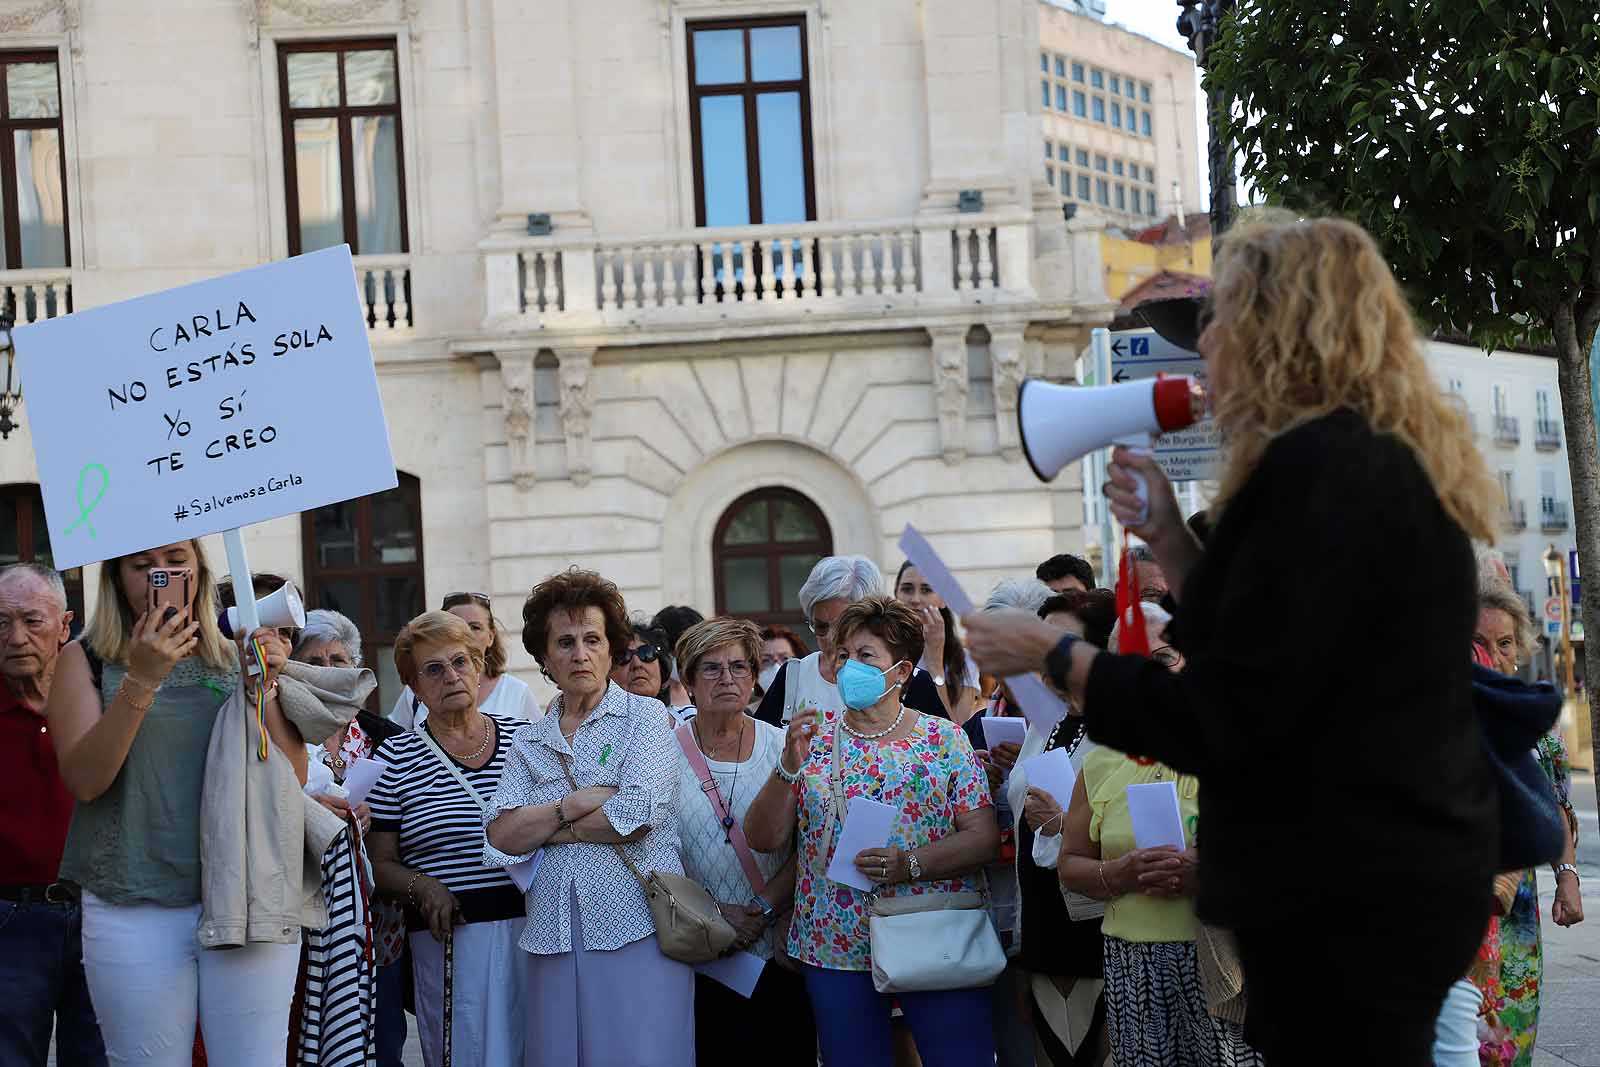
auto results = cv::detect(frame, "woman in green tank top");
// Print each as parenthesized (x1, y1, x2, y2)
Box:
(47, 539, 301, 1067)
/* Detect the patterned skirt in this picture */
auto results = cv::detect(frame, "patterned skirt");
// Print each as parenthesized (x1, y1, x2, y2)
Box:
(1102, 936, 1263, 1067)
(298, 830, 376, 1067)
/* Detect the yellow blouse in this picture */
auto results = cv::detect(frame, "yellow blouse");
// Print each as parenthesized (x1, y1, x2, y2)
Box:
(1084, 744, 1201, 943)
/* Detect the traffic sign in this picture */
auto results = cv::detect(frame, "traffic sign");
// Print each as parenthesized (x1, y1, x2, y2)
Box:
(1108, 328, 1219, 482)
(1545, 597, 1564, 624)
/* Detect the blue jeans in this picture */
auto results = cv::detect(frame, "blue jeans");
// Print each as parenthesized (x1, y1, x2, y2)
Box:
(374, 958, 408, 1067)
(802, 965, 994, 1067)
(0, 897, 106, 1067)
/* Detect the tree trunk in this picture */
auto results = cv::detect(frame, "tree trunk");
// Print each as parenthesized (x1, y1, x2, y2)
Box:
(1551, 301, 1600, 828)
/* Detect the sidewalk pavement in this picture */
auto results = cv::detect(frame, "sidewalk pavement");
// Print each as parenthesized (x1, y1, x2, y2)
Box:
(1534, 772, 1600, 1065)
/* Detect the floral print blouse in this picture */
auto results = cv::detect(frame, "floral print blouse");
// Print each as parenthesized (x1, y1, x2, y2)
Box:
(786, 710, 991, 972)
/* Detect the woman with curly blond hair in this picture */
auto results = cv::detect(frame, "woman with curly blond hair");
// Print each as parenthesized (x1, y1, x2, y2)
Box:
(965, 215, 1502, 1065)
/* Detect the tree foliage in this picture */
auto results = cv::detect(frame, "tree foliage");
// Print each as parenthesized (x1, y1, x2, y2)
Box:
(1207, 0, 1600, 353)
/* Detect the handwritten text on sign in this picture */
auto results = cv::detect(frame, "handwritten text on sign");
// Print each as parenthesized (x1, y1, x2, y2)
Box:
(15, 246, 398, 570)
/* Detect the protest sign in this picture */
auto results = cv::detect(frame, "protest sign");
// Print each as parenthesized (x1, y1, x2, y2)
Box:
(14, 246, 397, 570)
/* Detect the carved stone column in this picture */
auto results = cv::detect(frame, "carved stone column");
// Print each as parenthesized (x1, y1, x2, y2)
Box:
(498, 352, 536, 490)
(928, 325, 970, 465)
(555, 347, 596, 487)
(989, 325, 1027, 460)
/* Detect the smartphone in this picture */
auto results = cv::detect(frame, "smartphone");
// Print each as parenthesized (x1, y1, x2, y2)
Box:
(147, 568, 194, 624)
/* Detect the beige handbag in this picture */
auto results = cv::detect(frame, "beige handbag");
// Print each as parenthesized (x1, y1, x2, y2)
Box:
(1195, 922, 1247, 1024)
(558, 754, 736, 964)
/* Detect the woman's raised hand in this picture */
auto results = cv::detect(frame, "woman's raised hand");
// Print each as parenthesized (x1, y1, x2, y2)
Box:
(781, 707, 819, 776)
(126, 608, 200, 686)
(1106, 446, 1183, 549)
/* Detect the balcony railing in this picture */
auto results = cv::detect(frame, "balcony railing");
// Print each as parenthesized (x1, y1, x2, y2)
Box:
(1541, 500, 1570, 531)
(0, 268, 72, 323)
(1503, 499, 1528, 531)
(1493, 414, 1521, 446)
(483, 212, 1035, 336)
(1535, 418, 1561, 451)
(354, 254, 412, 333)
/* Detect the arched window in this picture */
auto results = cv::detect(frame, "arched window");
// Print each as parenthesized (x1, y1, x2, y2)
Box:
(713, 487, 832, 639)
(301, 472, 422, 710)
(0, 483, 84, 629)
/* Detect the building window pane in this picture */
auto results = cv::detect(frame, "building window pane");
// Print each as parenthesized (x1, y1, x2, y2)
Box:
(1092, 97, 1105, 122)
(1113, 159, 1124, 177)
(1044, 140, 1053, 160)
(1060, 170, 1071, 195)
(1110, 75, 1120, 95)
(1054, 56, 1066, 77)
(1057, 145, 1069, 162)
(1072, 91, 1086, 117)
(1094, 154, 1108, 172)
(1045, 165, 1054, 186)
(1040, 52, 1050, 72)
(1077, 174, 1090, 200)
(1076, 149, 1089, 167)
(280, 41, 407, 257)
(1090, 68, 1103, 88)
(689, 17, 814, 227)
(1145, 166, 1155, 183)
(1096, 179, 1108, 205)
(1141, 111, 1152, 136)
(1055, 85, 1067, 111)
(714, 487, 832, 634)
(692, 29, 745, 84)
(750, 25, 802, 81)
(1072, 63, 1084, 83)
(1115, 184, 1126, 210)
(1042, 80, 1051, 108)
(1141, 82, 1151, 103)
(0, 54, 69, 270)
(6, 63, 59, 118)
(293, 117, 345, 253)
(1111, 102, 1121, 128)
(1148, 190, 1158, 215)
(1125, 80, 1138, 100)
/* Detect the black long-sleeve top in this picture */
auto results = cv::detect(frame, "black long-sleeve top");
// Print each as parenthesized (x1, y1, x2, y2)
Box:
(1083, 409, 1497, 927)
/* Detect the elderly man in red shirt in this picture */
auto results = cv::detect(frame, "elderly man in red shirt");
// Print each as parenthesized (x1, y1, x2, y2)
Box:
(0, 563, 105, 1066)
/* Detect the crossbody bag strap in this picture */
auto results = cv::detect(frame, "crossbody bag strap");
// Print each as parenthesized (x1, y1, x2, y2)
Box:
(817, 718, 851, 871)
(674, 725, 768, 897)
(416, 724, 491, 819)
(555, 750, 653, 890)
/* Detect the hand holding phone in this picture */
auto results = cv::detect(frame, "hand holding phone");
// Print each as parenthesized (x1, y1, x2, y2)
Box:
(147, 568, 194, 626)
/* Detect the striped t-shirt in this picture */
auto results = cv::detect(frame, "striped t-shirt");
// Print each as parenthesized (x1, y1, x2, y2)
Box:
(369, 712, 524, 928)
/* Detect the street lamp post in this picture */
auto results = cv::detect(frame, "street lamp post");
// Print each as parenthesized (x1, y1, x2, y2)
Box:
(1176, 0, 1238, 238)
(1545, 543, 1576, 698)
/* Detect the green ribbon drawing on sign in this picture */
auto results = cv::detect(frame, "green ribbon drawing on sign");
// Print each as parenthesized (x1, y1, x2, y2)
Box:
(62, 463, 109, 540)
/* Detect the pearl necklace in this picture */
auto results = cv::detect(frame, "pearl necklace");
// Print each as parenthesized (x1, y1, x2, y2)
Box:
(841, 704, 906, 741)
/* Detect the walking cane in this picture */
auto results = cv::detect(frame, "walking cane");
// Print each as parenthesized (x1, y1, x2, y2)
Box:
(442, 925, 454, 1067)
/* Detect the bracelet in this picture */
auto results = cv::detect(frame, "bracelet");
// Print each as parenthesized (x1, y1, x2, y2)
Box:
(753, 895, 776, 925)
(1556, 863, 1579, 881)
(773, 757, 804, 784)
(555, 798, 573, 835)
(404, 871, 424, 909)
(1097, 860, 1112, 898)
(906, 850, 923, 881)
(1046, 633, 1081, 693)
(118, 675, 159, 712)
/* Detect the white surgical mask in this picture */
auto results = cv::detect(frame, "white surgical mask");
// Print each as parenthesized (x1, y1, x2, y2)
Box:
(758, 663, 781, 692)
(1031, 821, 1064, 870)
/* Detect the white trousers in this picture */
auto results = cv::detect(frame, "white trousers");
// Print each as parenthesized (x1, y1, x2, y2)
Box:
(80, 891, 301, 1066)
(409, 917, 530, 1067)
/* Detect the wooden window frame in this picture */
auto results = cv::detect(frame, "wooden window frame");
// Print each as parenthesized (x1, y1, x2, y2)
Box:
(0, 483, 84, 624)
(686, 15, 818, 228)
(300, 472, 424, 706)
(277, 38, 410, 257)
(712, 487, 833, 634)
(0, 51, 69, 270)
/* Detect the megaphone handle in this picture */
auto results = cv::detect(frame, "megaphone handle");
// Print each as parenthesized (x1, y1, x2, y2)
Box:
(1128, 469, 1150, 527)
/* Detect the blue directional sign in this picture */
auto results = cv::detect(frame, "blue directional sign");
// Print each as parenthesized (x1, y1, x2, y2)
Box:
(1108, 328, 1218, 482)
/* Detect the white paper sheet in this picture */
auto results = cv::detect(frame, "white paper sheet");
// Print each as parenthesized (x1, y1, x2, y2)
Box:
(897, 525, 1071, 737)
(979, 715, 1027, 753)
(825, 796, 897, 892)
(340, 757, 390, 808)
(506, 851, 542, 894)
(1125, 780, 1187, 852)
(1020, 747, 1077, 810)
(694, 951, 768, 998)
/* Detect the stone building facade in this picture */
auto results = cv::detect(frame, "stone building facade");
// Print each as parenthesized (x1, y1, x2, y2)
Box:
(0, 0, 1118, 705)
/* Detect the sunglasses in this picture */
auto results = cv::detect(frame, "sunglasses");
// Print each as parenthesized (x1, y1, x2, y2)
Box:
(442, 591, 491, 610)
(615, 644, 663, 667)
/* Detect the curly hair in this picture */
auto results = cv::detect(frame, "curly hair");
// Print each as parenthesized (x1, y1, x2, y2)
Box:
(832, 595, 926, 668)
(1207, 214, 1499, 542)
(520, 567, 631, 667)
(1040, 588, 1118, 650)
(394, 611, 484, 690)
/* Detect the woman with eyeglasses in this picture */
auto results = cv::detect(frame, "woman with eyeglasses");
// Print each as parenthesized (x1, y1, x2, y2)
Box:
(389, 592, 542, 731)
(672, 617, 813, 1066)
(367, 611, 531, 1067)
(483, 568, 692, 1067)
(611, 619, 677, 711)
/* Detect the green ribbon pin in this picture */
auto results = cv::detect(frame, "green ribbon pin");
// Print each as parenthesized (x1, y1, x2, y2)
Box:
(599, 743, 613, 766)
(63, 463, 109, 540)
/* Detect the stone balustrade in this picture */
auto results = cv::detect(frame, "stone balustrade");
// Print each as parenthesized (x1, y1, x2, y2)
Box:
(0, 268, 72, 324)
(354, 254, 413, 334)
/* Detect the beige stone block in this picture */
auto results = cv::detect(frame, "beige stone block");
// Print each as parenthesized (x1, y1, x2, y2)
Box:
(598, 362, 724, 455)
(491, 514, 662, 558)
(855, 420, 941, 487)
(690, 359, 752, 444)
(493, 549, 661, 593)
(734, 355, 785, 437)
(831, 384, 935, 465)
(779, 353, 832, 439)
(591, 399, 702, 474)
(880, 489, 1055, 537)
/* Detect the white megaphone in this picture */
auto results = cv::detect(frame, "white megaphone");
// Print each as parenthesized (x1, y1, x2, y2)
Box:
(218, 582, 306, 639)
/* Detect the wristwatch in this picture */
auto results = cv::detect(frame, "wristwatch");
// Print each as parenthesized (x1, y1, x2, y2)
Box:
(1045, 633, 1081, 692)
(1556, 863, 1579, 881)
(753, 896, 776, 926)
(907, 850, 923, 881)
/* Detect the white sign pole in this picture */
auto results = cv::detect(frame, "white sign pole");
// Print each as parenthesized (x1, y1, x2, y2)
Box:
(222, 527, 262, 676)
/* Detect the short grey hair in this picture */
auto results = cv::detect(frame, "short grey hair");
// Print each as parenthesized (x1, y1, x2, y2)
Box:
(0, 563, 68, 612)
(984, 578, 1053, 615)
(293, 609, 363, 667)
(797, 555, 882, 621)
